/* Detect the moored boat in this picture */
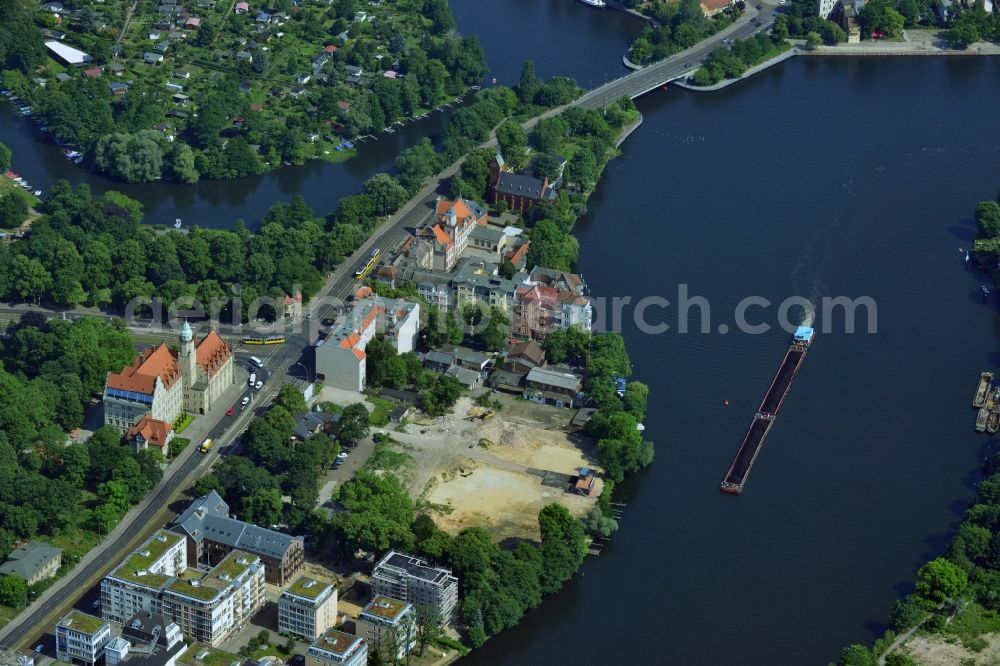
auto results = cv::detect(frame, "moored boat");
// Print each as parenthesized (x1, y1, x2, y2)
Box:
(976, 407, 989, 432)
(578, 0, 607, 6)
(974, 371, 993, 407)
(987, 411, 1000, 434)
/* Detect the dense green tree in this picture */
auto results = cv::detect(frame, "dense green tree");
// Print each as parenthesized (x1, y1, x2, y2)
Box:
(0, 574, 27, 607)
(339, 403, 371, 444)
(915, 557, 967, 604)
(332, 471, 414, 553)
(0, 193, 28, 228)
(362, 173, 408, 216)
(94, 131, 164, 183)
(0, 142, 11, 171)
(516, 61, 540, 105)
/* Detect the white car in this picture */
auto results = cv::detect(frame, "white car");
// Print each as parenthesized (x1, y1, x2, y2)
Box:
(337, 451, 349, 459)
(34, 645, 44, 653)
(241, 396, 250, 406)
(255, 380, 263, 390)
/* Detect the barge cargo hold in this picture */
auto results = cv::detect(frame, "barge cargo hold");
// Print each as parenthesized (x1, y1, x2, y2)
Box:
(720, 325, 815, 494)
(974, 371, 993, 408)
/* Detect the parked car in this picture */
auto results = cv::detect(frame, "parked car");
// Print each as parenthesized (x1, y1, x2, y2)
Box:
(338, 451, 350, 459)
(226, 407, 235, 416)
(34, 645, 44, 653)
(241, 396, 250, 406)
(255, 380, 263, 390)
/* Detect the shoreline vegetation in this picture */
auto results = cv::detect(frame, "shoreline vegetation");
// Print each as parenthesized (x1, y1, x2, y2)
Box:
(831, 191, 1000, 666)
(0, 2, 654, 656)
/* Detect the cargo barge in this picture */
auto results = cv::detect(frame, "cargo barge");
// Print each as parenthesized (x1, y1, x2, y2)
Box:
(973, 371, 993, 408)
(720, 325, 815, 494)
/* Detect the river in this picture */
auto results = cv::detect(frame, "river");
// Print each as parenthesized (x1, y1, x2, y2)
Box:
(5, 1, 1000, 663)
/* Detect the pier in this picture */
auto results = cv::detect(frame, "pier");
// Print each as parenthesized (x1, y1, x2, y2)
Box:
(720, 327, 814, 494)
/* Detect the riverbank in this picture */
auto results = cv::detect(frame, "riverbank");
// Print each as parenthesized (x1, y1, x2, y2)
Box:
(674, 46, 798, 92)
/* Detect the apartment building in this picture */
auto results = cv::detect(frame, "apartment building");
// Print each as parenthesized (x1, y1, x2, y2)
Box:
(314, 295, 420, 392)
(101, 528, 265, 647)
(278, 577, 337, 641)
(101, 530, 188, 625)
(370, 551, 458, 626)
(161, 551, 265, 646)
(305, 630, 367, 666)
(171, 491, 304, 586)
(355, 597, 415, 663)
(55, 611, 111, 665)
(523, 366, 584, 409)
(105, 612, 185, 666)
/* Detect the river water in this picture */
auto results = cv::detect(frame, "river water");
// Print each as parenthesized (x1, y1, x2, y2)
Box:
(4, 1, 1000, 663)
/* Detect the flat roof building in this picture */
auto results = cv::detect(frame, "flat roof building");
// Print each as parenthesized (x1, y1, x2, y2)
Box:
(278, 576, 337, 641)
(45, 40, 92, 66)
(306, 630, 367, 666)
(356, 597, 414, 663)
(370, 551, 458, 627)
(56, 611, 111, 665)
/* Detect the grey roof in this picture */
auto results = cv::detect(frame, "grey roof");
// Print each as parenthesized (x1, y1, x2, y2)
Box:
(172, 491, 302, 560)
(452, 348, 491, 367)
(525, 366, 582, 391)
(424, 351, 454, 367)
(444, 366, 480, 387)
(495, 172, 555, 201)
(470, 225, 505, 244)
(0, 541, 61, 581)
(294, 410, 340, 440)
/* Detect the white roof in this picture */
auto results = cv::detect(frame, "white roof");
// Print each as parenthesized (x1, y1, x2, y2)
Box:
(502, 226, 524, 237)
(45, 40, 91, 65)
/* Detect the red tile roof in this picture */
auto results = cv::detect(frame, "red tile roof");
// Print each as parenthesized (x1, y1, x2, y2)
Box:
(339, 331, 362, 349)
(283, 290, 302, 305)
(325, 44, 339, 53)
(431, 224, 453, 248)
(505, 242, 530, 265)
(127, 414, 173, 447)
(83, 67, 102, 77)
(195, 331, 232, 378)
(336, 100, 352, 111)
(106, 344, 181, 394)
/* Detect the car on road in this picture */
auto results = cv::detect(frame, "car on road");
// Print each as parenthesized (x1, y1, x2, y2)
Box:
(226, 407, 235, 417)
(778, 0, 785, 4)
(684, 62, 691, 68)
(306, 310, 313, 320)
(241, 396, 250, 406)
(255, 380, 263, 390)
(34, 644, 44, 653)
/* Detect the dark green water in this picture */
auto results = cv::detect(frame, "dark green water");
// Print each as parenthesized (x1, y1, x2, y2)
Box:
(2, 2, 999, 662)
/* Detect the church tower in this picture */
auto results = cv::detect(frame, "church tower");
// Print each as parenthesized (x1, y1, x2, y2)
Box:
(178, 319, 197, 389)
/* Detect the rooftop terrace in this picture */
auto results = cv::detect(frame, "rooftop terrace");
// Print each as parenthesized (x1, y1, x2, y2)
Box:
(110, 529, 184, 587)
(284, 576, 332, 601)
(362, 595, 409, 622)
(58, 610, 108, 635)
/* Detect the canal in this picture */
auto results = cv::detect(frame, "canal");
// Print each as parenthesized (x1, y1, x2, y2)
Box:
(3, 1, 1000, 662)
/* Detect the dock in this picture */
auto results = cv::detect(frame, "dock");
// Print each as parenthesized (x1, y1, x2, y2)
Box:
(720, 326, 815, 494)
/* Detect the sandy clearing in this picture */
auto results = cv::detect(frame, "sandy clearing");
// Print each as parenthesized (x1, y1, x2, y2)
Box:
(901, 632, 1000, 665)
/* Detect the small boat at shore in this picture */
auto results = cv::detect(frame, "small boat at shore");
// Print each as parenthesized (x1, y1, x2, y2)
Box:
(578, 0, 607, 6)
(174, 218, 182, 229)
(983, 285, 991, 299)
(988, 411, 1000, 434)
(977, 407, 989, 432)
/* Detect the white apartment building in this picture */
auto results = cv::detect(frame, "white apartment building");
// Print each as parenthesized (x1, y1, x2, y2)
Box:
(101, 530, 188, 625)
(306, 629, 367, 666)
(278, 576, 337, 641)
(55, 611, 111, 665)
(161, 551, 265, 646)
(315, 296, 420, 391)
(101, 530, 264, 647)
(370, 551, 458, 627)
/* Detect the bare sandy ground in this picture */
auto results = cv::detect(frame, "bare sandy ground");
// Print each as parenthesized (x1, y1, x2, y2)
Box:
(375, 394, 600, 541)
(901, 632, 1000, 665)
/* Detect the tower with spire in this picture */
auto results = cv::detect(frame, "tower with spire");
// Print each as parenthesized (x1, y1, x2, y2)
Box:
(178, 319, 197, 390)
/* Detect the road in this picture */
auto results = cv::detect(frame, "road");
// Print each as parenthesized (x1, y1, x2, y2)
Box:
(0, 5, 779, 646)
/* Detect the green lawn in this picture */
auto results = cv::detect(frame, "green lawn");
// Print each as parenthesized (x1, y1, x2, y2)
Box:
(367, 396, 393, 426)
(0, 175, 40, 208)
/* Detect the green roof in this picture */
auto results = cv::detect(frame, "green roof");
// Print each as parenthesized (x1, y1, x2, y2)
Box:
(362, 596, 409, 622)
(179, 644, 241, 666)
(58, 610, 108, 635)
(284, 575, 332, 601)
(110, 530, 183, 587)
(167, 550, 257, 601)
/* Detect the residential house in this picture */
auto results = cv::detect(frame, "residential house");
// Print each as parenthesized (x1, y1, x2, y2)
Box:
(174, 68, 191, 79)
(283, 289, 303, 322)
(125, 413, 174, 457)
(389, 405, 410, 424)
(154, 40, 171, 54)
(488, 153, 556, 212)
(523, 267, 592, 334)
(451, 348, 491, 373)
(573, 467, 604, 498)
(110, 43, 124, 59)
(523, 366, 583, 408)
(370, 551, 458, 626)
(314, 295, 419, 391)
(184, 17, 200, 29)
(451, 259, 523, 313)
(170, 491, 304, 586)
(344, 64, 363, 77)
(293, 410, 340, 442)
(83, 67, 102, 77)
(411, 197, 487, 272)
(108, 62, 125, 75)
(306, 630, 367, 666)
(234, 1, 249, 13)
(278, 577, 337, 641)
(513, 283, 558, 339)
(56, 72, 72, 83)
(503, 340, 546, 374)
(699, 0, 735, 15)
(110, 82, 129, 95)
(56, 611, 111, 665)
(296, 73, 311, 84)
(290, 86, 307, 97)
(355, 597, 415, 662)
(0, 541, 62, 585)
(143, 52, 164, 65)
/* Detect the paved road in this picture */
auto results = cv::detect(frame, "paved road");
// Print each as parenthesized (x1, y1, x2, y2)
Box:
(0, 5, 782, 646)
